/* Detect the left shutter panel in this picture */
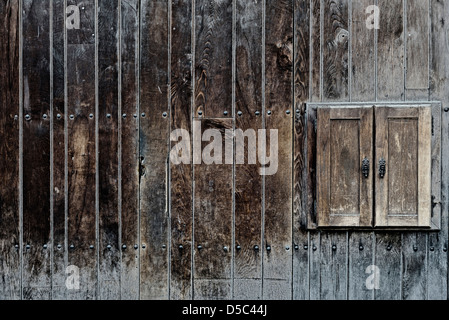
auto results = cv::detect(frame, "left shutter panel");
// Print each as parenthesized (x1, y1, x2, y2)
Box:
(317, 107, 374, 228)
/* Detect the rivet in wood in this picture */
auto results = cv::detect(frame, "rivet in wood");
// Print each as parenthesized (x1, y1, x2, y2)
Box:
(141, 113, 146, 118)
(359, 245, 364, 251)
(90, 245, 94, 250)
(26, 245, 30, 250)
(198, 111, 203, 116)
(15, 244, 19, 249)
(285, 246, 290, 251)
(89, 114, 94, 119)
(267, 110, 272, 116)
(14, 115, 18, 121)
(106, 114, 112, 119)
(286, 110, 291, 115)
(162, 112, 168, 118)
(122, 114, 127, 119)
(25, 115, 31, 121)
(430, 247, 435, 252)
(133, 114, 138, 119)
(142, 244, 146, 249)
(313, 246, 317, 251)
(296, 109, 300, 114)
(43, 244, 48, 249)
(223, 246, 228, 252)
(332, 245, 337, 251)
(444, 108, 449, 113)
(197, 245, 203, 250)
(444, 246, 448, 252)
(134, 244, 139, 250)
(179, 245, 184, 250)
(107, 245, 112, 250)
(294, 245, 299, 251)
(162, 245, 167, 249)
(70, 115, 75, 120)
(57, 114, 62, 120)
(303, 245, 308, 251)
(254, 245, 259, 251)
(238, 111, 243, 117)
(413, 245, 418, 252)
(43, 114, 48, 120)
(387, 245, 392, 251)
(122, 245, 127, 250)
(224, 111, 229, 116)
(255, 111, 260, 116)
(70, 244, 75, 250)
(236, 245, 241, 251)
(57, 244, 62, 250)
(266, 246, 271, 252)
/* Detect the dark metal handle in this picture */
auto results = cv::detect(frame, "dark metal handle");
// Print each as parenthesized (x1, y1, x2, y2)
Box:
(362, 158, 370, 178)
(379, 158, 386, 178)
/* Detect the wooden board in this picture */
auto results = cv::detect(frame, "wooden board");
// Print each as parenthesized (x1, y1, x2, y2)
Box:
(309, 232, 320, 300)
(322, 0, 349, 101)
(51, 0, 67, 300)
(22, 0, 52, 300)
(377, 0, 404, 101)
(293, 0, 310, 301)
(0, 0, 21, 300)
(139, 0, 170, 300)
(66, 0, 97, 300)
(234, 0, 263, 300)
(428, 0, 449, 300)
(310, 0, 321, 101)
(194, 0, 233, 118)
(348, 232, 374, 300)
(170, 0, 193, 301)
(402, 232, 427, 299)
(120, 0, 140, 300)
(405, 0, 429, 90)
(263, 0, 293, 300)
(193, 119, 233, 300)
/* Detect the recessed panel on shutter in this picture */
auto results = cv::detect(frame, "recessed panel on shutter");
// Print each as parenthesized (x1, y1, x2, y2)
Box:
(375, 106, 432, 228)
(317, 107, 373, 227)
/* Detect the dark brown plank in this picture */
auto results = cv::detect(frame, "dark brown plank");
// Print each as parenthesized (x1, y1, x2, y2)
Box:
(139, 0, 170, 300)
(98, 0, 120, 300)
(170, 0, 193, 300)
(377, 0, 404, 101)
(429, 0, 449, 300)
(234, 0, 263, 300)
(293, 0, 310, 301)
(0, 0, 21, 300)
(66, 0, 97, 300)
(22, 0, 52, 300)
(310, 0, 320, 101)
(195, 0, 233, 118)
(263, 0, 293, 300)
(51, 0, 66, 300)
(120, 0, 140, 300)
(193, 119, 233, 300)
(322, 0, 349, 101)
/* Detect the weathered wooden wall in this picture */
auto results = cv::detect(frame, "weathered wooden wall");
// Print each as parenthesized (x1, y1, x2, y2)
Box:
(0, 0, 448, 300)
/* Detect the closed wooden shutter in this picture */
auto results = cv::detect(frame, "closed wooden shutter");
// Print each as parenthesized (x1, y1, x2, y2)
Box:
(317, 107, 374, 227)
(375, 106, 432, 228)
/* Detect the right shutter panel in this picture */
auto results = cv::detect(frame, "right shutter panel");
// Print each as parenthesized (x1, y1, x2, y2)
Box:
(375, 106, 432, 228)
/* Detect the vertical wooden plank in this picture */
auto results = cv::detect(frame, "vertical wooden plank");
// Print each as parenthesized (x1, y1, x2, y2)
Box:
(322, 0, 349, 101)
(66, 0, 97, 300)
(51, 0, 66, 299)
(405, 0, 429, 90)
(195, 0, 233, 119)
(97, 0, 120, 300)
(22, 0, 52, 300)
(402, 233, 427, 300)
(374, 233, 402, 300)
(429, 0, 449, 300)
(351, 0, 375, 101)
(320, 233, 347, 300)
(377, 0, 404, 101)
(139, 0, 170, 300)
(293, 0, 310, 301)
(0, 0, 21, 300)
(309, 232, 320, 300)
(170, 0, 193, 300)
(193, 119, 233, 300)
(120, 0, 140, 300)
(234, 0, 263, 300)
(348, 232, 374, 300)
(263, 0, 293, 300)
(348, 0, 375, 301)
(310, 0, 320, 101)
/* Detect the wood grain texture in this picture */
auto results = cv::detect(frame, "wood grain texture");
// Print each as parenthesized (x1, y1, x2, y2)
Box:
(195, 0, 233, 119)
(193, 119, 233, 300)
(322, 0, 349, 101)
(234, 0, 263, 300)
(402, 232, 427, 300)
(0, 0, 20, 300)
(351, 0, 375, 101)
(429, 0, 449, 300)
(293, 0, 310, 301)
(377, 0, 404, 101)
(22, 0, 52, 300)
(309, 232, 320, 300)
(139, 0, 170, 300)
(348, 232, 374, 300)
(170, 0, 193, 301)
(263, 0, 293, 300)
(51, 0, 66, 300)
(66, 0, 97, 300)
(320, 232, 347, 300)
(120, 0, 140, 300)
(310, 0, 320, 101)
(405, 0, 429, 90)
